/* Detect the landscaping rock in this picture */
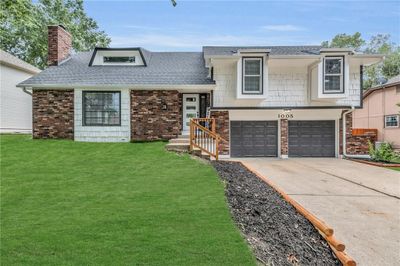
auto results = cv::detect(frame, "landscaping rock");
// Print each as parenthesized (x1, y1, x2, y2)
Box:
(212, 161, 341, 266)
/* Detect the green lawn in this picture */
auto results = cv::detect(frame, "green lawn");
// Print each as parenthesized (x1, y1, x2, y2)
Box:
(1, 135, 255, 265)
(389, 167, 400, 171)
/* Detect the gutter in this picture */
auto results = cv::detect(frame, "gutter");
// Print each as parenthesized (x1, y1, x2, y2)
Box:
(342, 107, 370, 159)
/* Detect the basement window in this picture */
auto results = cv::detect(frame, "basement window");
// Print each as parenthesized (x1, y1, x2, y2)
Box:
(385, 115, 399, 128)
(323, 57, 344, 94)
(83, 91, 121, 126)
(103, 56, 135, 63)
(242, 57, 263, 94)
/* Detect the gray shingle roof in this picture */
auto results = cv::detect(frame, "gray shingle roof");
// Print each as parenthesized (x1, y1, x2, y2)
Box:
(19, 49, 214, 87)
(19, 46, 325, 87)
(203, 46, 322, 56)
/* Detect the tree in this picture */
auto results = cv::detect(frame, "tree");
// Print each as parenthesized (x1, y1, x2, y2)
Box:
(0, 0, 111, 69)
(321, 32, 365, 52)
(322, 33, 400, 89)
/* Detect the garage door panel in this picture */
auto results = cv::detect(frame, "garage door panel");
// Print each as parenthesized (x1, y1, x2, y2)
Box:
(231, 121, 278, 157)
(289, 120, 335, 157)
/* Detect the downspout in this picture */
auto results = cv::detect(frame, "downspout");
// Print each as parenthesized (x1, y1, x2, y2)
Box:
(22, 87, 32, 96)
(342, 107, 370, 159)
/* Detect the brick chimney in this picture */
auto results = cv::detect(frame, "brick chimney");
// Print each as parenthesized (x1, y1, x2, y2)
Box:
(47, 25, 72, 66)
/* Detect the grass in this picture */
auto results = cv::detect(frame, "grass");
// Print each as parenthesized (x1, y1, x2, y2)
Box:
(0, 135, 255, 265)
(389, 167, 400, 171)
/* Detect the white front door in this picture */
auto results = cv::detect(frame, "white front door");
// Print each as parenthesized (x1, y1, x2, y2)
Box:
(182, 94, 199, 134)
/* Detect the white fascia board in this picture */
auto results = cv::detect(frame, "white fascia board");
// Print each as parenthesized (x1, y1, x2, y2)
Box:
(268, 55, 321, 59)
(350, 54, 384, 65)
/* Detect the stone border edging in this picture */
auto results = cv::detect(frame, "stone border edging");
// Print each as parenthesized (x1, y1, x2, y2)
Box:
(240, 162, 356, 266)
(347, 158, 400, 168)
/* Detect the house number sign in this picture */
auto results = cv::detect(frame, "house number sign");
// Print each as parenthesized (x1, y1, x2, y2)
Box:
(278, 113, 294, 119)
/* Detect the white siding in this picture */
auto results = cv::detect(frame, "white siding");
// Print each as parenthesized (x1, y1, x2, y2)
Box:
(212, 58, 361, 107)
(0, 64, 33, 133)
(74, 88, 131, 142)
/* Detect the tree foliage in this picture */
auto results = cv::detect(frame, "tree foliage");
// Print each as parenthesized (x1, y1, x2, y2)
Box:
(321, 32, 365, 51)
(0, 0, 111, 69)
(322, 32, 400, 89)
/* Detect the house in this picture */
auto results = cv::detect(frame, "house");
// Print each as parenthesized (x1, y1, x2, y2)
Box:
(18, 25, 383, 158)
(353, 75, 400, 150)
(1, 49, 40, 133)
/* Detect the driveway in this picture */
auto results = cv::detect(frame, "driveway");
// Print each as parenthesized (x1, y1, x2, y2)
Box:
(237, 158, 400, 266)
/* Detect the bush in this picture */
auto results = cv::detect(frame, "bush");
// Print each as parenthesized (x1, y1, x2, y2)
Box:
(368, 141, 400, 163)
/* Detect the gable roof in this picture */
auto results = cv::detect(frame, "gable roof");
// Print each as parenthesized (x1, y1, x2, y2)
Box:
(363, 75, 400, 99)
(18, 49, 214, 88)
(0, 49, 40, 74)
(203, 46, 322, 57)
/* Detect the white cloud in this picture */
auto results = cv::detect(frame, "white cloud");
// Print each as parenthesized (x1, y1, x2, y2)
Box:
(261, 24, 306, 32)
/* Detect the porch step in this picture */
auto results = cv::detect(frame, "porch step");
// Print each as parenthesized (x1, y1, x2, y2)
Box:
(165, 142, 190, 152)
(169, 138, 190, 144)
(177, 134, 190, 139)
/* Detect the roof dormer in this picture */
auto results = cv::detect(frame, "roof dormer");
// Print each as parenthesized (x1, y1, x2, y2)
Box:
(89, 47, 148, 66)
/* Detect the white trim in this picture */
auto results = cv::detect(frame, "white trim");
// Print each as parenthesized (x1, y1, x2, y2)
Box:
(323, 57, 344, 94)
(242, 58, 263, 94)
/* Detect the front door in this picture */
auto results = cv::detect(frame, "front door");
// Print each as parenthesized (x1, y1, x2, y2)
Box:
(182, 94, 199, 134)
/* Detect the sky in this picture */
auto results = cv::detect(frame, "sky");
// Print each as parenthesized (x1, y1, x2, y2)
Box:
(84, 0, 400, 51)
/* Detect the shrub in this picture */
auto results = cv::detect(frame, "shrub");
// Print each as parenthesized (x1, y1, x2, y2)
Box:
(368, 141, 400, 163)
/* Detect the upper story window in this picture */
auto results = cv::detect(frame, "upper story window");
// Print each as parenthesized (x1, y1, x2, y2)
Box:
(323, 56, 344, 94)
(83, 91, 121, 126)
(242, 57, 263, 94)
(385, 115, 399, 128)
(103, 56, 135, 63)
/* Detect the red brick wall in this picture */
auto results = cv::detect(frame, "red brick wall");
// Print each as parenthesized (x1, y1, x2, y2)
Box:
(280, 119, 288, 156)
(32, 90, 74, 139)
(340, 112, 377, 155)
(131, 90, 182, 141)
(210, 111, 229, 155)
(47, 25, 72, 66)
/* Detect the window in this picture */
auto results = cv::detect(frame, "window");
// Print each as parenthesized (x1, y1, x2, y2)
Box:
(323, 57, 344, 93)
(385, 115, 399, 128)
(83, 91, 121, 126)
(103, 56, 135, 63)
(243, 58, 263, 94)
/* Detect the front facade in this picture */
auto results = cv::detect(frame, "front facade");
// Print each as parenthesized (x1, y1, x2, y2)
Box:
(19, 25, 383, 158)
(353, 76, 400, 149)
(0, 50, 40, 133)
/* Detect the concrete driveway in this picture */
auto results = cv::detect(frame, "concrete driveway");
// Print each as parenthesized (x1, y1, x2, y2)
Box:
(237, 158, 400, 266)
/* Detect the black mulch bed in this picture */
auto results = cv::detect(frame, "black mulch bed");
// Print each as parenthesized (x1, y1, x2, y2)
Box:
(212, 161, 341, 266)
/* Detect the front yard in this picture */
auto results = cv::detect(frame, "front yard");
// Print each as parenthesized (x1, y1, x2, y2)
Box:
(0, 135, 255, 265)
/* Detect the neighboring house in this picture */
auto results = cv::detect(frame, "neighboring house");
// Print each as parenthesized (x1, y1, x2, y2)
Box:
(18, 25, 383, 158)
(1, 50, 40, 133)
(353, 75, 400, 149)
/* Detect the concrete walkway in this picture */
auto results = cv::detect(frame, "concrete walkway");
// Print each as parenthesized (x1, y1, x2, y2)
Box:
(236, 158, 400, 266)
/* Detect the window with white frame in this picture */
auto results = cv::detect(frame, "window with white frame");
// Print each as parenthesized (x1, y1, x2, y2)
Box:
(243, 57, 263, 94)
(385, 115, 399, 128)
(83, 91, 121, 126)
(323, 57, 344, 93)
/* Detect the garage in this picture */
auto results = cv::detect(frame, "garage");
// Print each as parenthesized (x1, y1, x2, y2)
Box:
(231, 121, 278, 157)
(288, 120, 335, 157)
